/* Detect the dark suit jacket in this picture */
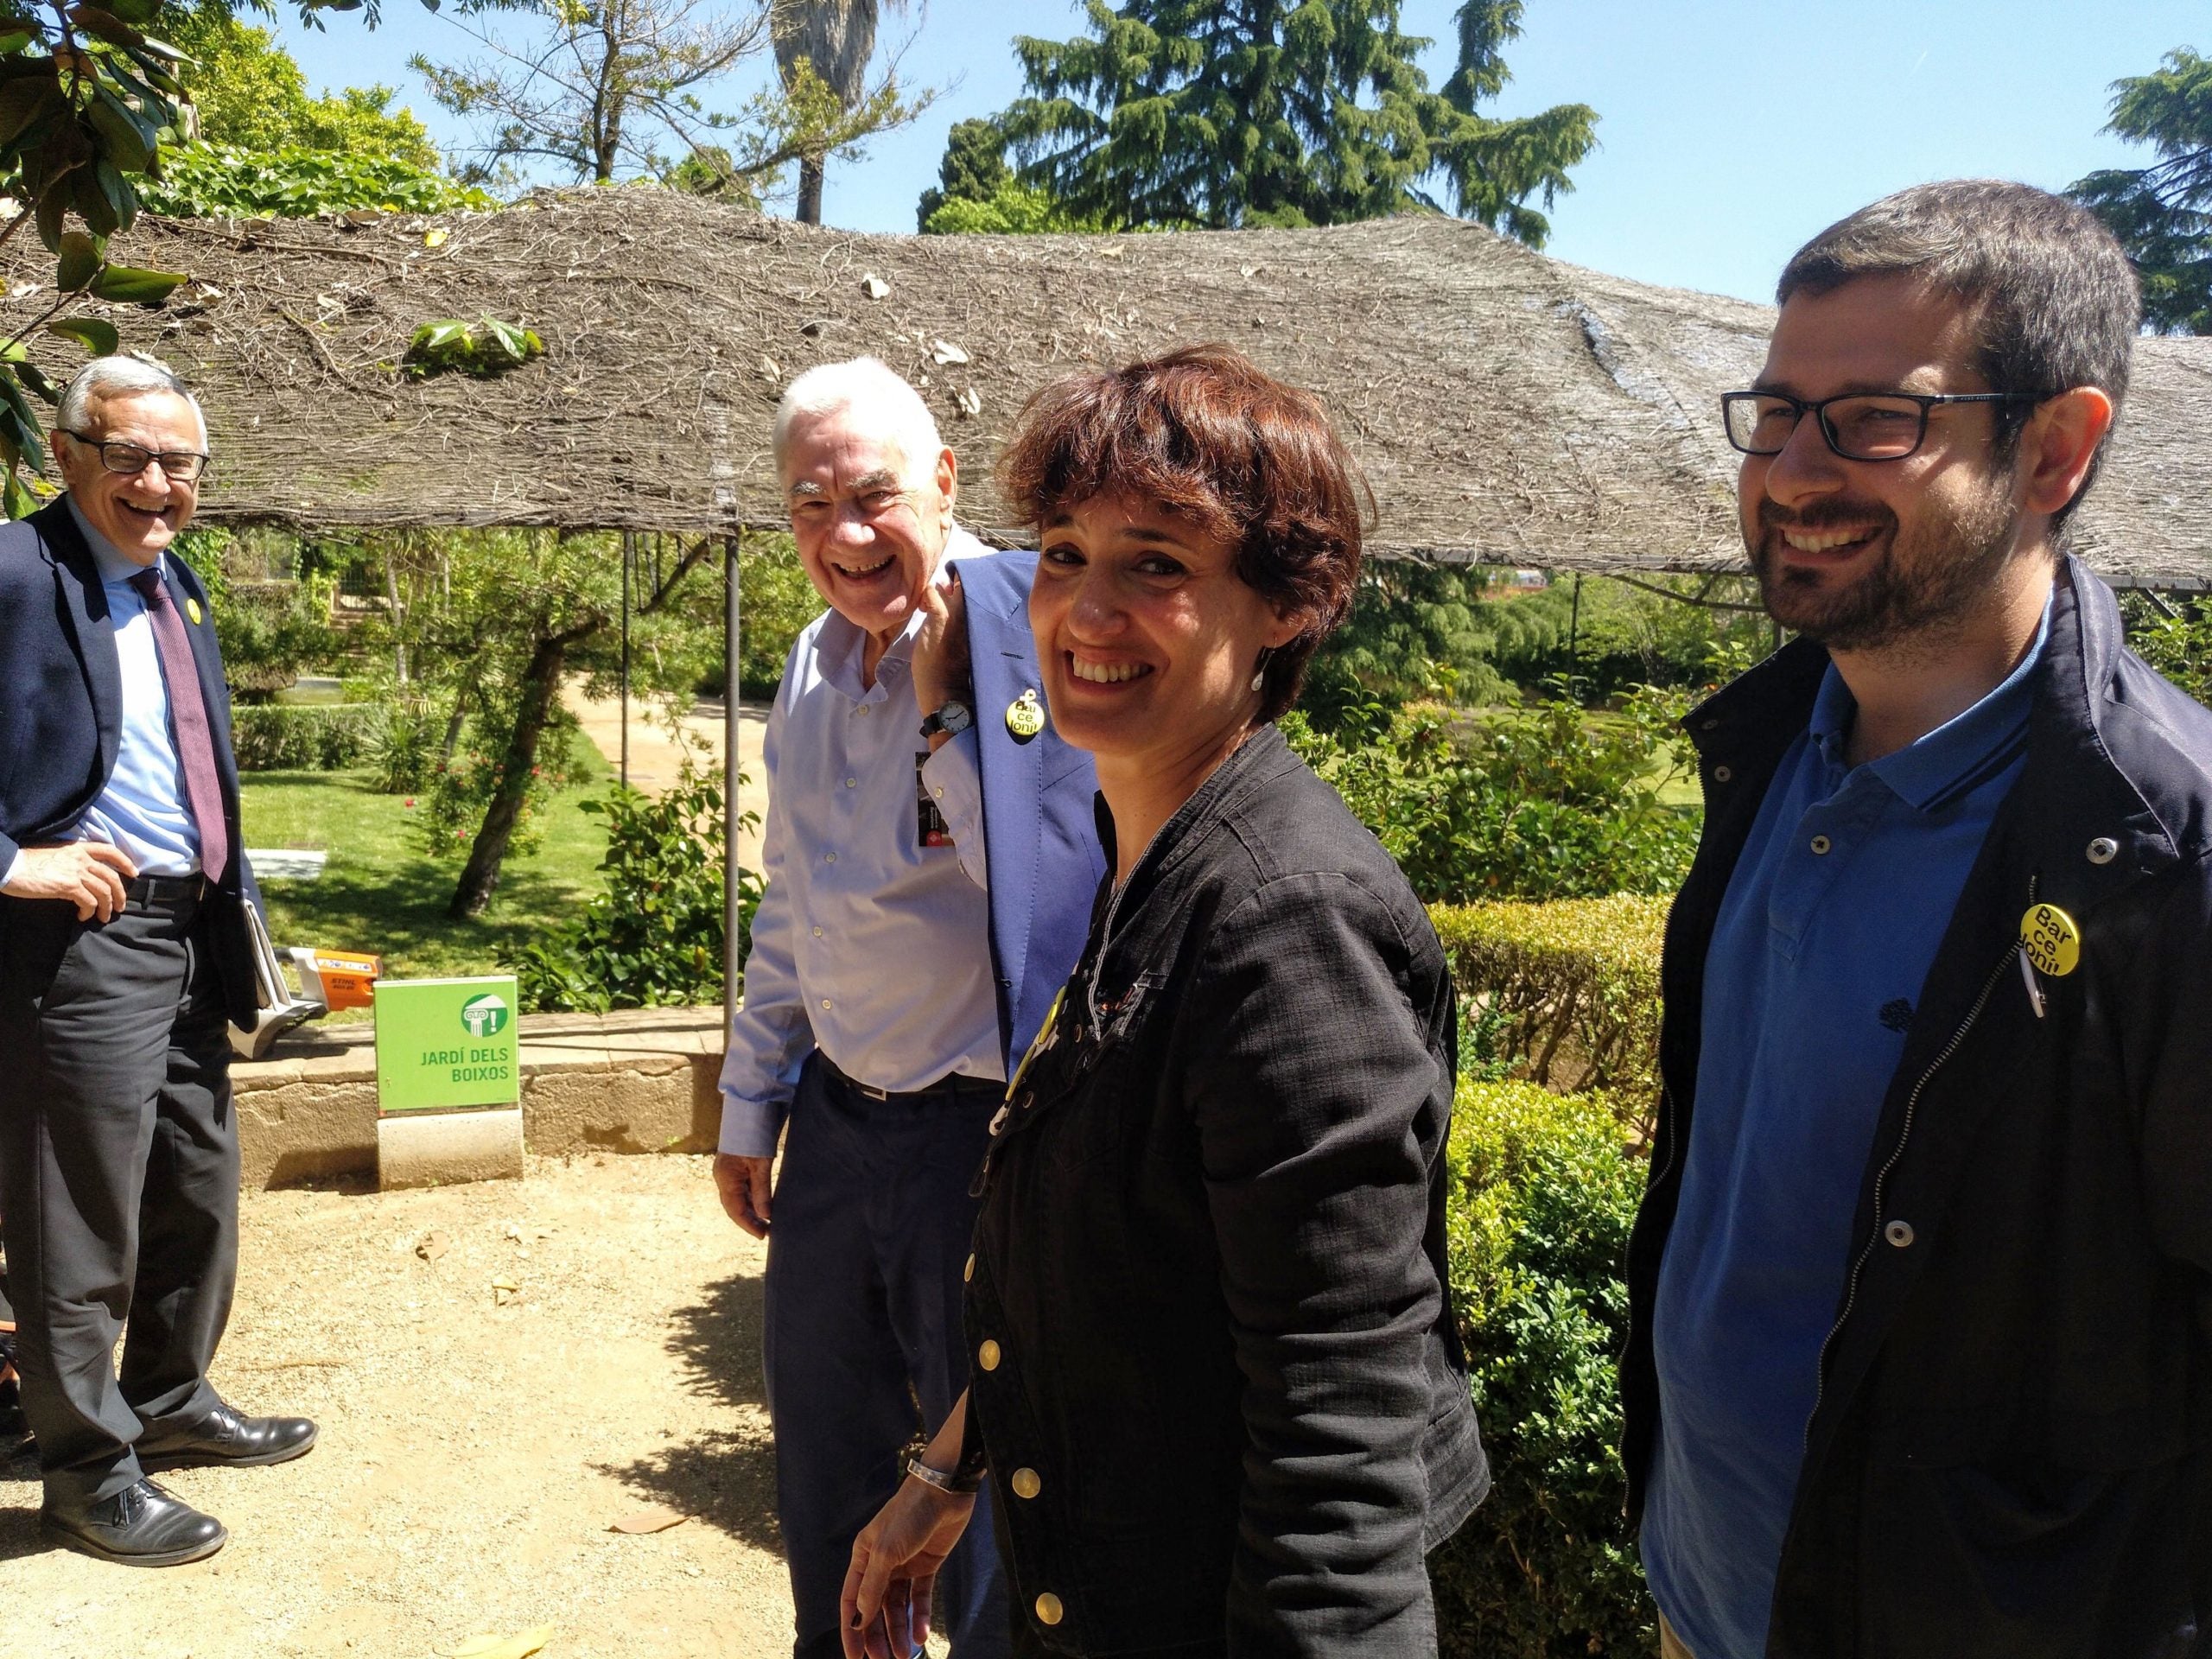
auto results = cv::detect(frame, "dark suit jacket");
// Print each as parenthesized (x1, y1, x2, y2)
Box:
(957, 548, 1105, 1071)
(0, 499, 262, 1029)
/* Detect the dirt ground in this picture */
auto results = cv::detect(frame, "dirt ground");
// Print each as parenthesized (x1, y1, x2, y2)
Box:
(0, 1154, 818, 1659)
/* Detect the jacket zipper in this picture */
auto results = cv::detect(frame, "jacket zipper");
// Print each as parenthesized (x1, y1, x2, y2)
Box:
(1800, 931, 2021, 1452)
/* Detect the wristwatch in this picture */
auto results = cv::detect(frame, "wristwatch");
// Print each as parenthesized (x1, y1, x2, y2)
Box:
(919, 699, 974, 740)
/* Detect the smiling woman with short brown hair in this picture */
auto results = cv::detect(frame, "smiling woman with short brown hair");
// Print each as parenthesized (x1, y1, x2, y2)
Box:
(840, 344, 1488, 1658)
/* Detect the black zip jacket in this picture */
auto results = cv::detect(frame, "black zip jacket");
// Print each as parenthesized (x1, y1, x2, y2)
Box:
(1622, 561, 2212, 1657)
(964, 725, 1488, 1656)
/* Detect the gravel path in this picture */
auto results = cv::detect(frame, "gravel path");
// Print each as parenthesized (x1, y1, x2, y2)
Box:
(1, 1154, 802, 1659)
(561, 685, 772, 875)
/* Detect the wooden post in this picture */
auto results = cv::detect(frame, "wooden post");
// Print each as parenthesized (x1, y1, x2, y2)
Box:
(620, 530, 632, 789)
(1567, 571, 1583, 672)
(724, 532, 744, 1010)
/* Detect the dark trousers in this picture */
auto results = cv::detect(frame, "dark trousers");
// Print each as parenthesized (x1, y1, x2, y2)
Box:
(0, 889, 238, 1505)
(766, 1052, 1008, 1659)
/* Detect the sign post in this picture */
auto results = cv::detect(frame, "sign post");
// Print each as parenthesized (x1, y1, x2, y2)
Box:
(374, 976, 524, 1188)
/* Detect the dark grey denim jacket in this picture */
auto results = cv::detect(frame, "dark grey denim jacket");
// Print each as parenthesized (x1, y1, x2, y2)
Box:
(965, 724, 1488, 1656)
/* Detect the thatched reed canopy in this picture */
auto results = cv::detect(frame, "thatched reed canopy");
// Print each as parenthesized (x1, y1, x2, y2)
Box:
(15, 188, 2209, 586)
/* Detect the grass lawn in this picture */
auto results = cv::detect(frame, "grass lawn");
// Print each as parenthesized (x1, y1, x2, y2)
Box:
(240, 745, 613, 1017)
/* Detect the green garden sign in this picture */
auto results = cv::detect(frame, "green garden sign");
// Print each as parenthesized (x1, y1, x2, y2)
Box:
(374, 976, 522, 1115)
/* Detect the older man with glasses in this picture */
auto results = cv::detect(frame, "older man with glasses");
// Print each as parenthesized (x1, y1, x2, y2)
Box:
(0, 356, 312, 1567)
(1623, 181, 2212, 1659)
(715, 357, 1101, 1658)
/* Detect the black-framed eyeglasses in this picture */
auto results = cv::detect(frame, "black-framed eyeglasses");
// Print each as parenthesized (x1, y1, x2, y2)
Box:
(60, 430, 210, 483)
(1720, 391, 2045, 462)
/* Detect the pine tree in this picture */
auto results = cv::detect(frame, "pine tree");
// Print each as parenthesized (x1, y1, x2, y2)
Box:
(2069, 48, 2212, 335)
(973, 0, 1594, 240)
(918, 118, 1014, 228)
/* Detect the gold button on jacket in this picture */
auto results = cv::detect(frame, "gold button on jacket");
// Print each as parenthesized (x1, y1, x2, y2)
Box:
(1010, 1466, 1041, 1499)
(1033, 1592, 1064, 1626)
(978, 1338, 1002, 1371)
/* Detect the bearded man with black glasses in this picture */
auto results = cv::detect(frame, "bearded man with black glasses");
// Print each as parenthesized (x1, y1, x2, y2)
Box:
(1623, 181, 2212, 1658)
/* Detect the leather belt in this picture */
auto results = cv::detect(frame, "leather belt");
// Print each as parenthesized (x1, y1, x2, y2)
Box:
(124, 873, 209, 906)
(816, 1051, 999, 1103)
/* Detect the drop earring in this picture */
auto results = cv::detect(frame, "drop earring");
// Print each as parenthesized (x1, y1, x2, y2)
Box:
(1249, 647, 1270, 693)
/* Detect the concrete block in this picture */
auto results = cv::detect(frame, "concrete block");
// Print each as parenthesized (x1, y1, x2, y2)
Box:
(378, 1107, 525, 1190)
(232, 1005, 731, 1188)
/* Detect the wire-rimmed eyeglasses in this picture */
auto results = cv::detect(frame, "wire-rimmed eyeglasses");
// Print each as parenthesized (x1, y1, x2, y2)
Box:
(61, 430, 211, 484)
(1721, 391, 2045, 462)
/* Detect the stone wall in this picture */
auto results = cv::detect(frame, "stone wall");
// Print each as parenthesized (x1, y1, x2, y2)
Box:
(232, 1006, 728, 1187)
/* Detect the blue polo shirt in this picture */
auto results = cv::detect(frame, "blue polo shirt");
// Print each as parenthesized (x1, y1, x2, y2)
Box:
(1642, 596, 2050, 1659)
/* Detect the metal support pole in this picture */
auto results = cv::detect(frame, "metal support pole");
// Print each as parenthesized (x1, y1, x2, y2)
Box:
(1567, 571, 1583, 671)
(723, 532, 744, 1013)
(619, 530, 632, 789)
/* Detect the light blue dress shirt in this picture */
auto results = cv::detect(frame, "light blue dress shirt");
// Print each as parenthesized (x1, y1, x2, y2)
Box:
(67, 496, 202, 878)
(1643, 593, 2052, 1658)
(716, 535, 1004, 1159)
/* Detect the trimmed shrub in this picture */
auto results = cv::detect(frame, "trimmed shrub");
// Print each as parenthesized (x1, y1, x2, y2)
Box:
(1431, 897, 1668, 1119)
(1284, 690, 1701, 905)
(230, 702, 388, 771)
(1433, 1079, 1656, 1657)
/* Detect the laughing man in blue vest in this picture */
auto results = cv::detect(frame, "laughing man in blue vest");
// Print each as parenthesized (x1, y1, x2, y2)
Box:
(714, 357, 1101, 1659)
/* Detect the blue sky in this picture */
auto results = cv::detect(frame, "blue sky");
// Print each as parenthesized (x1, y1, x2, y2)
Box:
(276, 1, 2204, 304)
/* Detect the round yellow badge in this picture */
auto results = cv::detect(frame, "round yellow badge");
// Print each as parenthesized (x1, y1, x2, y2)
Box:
(186, 596, 203, 625)
(2019, 903, 2082, 977)
(1006, 688, 1046, 743)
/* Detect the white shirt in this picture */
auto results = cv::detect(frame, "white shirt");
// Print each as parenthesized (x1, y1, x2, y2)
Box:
(716, 539, 1001, 1158)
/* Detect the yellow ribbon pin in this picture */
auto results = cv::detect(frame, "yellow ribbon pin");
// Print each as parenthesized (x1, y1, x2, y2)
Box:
(1005, 687, 1046, 743)
(185, 596, 203, 625)
(2019, 903, 2081, 977)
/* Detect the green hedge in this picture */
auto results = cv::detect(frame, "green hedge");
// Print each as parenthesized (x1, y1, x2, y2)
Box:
(1431, 897, 1668, 1126)
(230, 702, 389, 772)
(1433, 1079, 1656, 1657)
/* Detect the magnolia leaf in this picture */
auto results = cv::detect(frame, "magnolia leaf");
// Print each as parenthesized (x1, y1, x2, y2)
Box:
(15, 359, 58, 404)
(415, 1230, 450, 1262)
(0, 29, 33, 54)
(47, 317, 120, 355)
(611, 1506, 688, 1535)
(3, 470, 36, 522)
(34, 187, 66, 255)
(68, 8, 148, 50)
(55, 230, 103, 292)
(88, 86, 160, 175)
(90, 264, 184, 305)
(82, 161, 137, 238)
(0, 75, 62, 153)
(423, 227, 448, 248)
(930, 339, 969, 365)
(0, 367, 47, 468)
(92, 0, 163, 25)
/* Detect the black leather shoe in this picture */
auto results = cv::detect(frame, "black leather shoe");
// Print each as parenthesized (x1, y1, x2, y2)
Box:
(42, 1478, 226, 1567)
(135, 1403, 318, 1472)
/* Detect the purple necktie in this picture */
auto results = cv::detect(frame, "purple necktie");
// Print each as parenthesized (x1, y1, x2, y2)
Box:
(128, 567, 230, 885)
